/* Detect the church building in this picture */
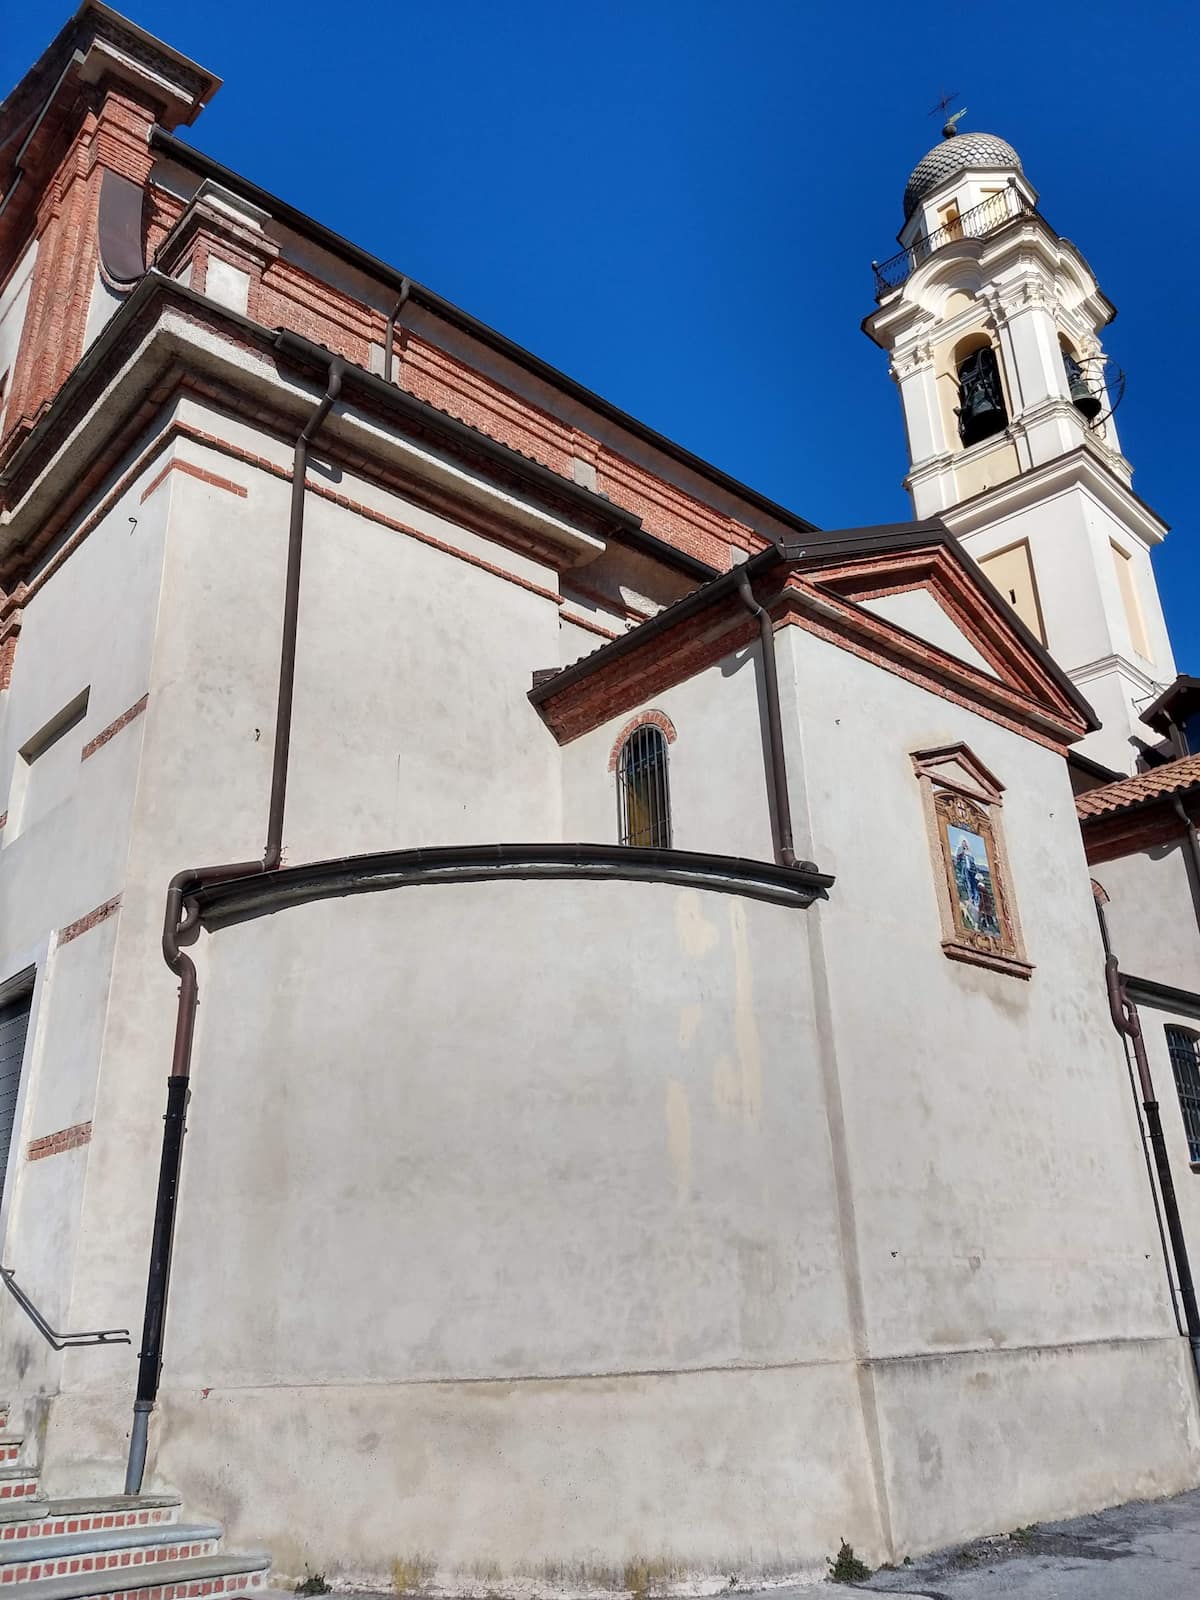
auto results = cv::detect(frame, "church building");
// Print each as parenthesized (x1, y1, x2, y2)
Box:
(1, 5, 1199, 1592)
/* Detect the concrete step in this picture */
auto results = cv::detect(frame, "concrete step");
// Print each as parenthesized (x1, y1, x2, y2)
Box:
(0, 1550, 271, 1600)
(0, 1502, 180, 1542)
(0, 1445, 23, 1469)
(0, 1522, 222, 1584)
(0, 1475, 37, 1506)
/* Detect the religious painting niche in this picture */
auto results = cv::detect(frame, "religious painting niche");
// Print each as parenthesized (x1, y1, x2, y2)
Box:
(940, 795, 1002, 940)
(912, 744, 1031, 978)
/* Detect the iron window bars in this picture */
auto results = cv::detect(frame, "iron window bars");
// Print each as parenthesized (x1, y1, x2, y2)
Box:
(617, 725, 672, 849)
(1166, 1025, 1200, 1165)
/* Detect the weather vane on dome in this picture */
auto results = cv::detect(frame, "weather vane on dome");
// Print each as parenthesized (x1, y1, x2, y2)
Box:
(929, 90, 968, 138)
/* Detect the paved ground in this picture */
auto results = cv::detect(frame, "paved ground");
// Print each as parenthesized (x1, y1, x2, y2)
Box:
(807, 1485, 1200, 1598)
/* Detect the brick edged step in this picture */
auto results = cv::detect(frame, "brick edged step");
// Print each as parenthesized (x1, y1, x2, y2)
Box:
(0, 1444, 23, 1468)
(0, 1476, 37, 1506)
(0, 1550, 271, 1600)
(0, 1505, 181, 1542)
(0, 1521, 222, 1584)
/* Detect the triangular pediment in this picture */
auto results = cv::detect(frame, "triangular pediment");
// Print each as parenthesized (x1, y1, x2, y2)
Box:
(776, 535, 1094, 749)
(911, 743, 1004, 803)
(860, 586, 1000, 678)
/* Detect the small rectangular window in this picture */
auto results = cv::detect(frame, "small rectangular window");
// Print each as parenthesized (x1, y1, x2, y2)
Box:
(1166, 1027, 1200, 1166)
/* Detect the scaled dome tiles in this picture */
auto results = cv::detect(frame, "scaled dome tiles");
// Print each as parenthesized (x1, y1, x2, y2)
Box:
(903, 132, 1023, 219)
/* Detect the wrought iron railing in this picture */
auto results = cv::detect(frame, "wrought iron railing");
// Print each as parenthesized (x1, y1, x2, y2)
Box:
(872, 187, 1035, 299)
(0, 1264, 130, 1349)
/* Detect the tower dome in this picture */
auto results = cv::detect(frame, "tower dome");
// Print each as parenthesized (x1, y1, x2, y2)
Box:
(903, 130, 1023, 219)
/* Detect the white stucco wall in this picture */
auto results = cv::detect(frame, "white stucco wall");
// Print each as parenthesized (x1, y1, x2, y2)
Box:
(0, 446, 172, 1404)
(560, 648, 775, 861)
(4, 370, 1197, 1584)
(777, 623, 1199, 1550)
(1099, 845, 1200, 997)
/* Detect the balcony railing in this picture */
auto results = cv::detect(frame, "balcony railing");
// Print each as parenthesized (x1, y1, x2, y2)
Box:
(872, 187, 1035, 299)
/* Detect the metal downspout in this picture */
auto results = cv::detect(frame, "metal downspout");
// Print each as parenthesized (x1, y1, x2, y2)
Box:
(1172, 795, 1200, 944)
(382, 279, 411, 385)
(125, 356, 344, 1495)
(1097, 901, 1200, 1389)
(734, 566, 797, 868)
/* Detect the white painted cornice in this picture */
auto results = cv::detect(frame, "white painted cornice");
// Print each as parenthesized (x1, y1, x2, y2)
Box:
(940, 448, 1168, 547)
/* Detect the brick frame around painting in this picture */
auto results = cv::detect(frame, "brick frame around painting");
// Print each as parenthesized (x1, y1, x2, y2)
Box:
(912, 743, 1033, 980)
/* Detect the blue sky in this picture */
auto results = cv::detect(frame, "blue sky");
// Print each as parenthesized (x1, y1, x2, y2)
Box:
(9, 1, 1198, 669)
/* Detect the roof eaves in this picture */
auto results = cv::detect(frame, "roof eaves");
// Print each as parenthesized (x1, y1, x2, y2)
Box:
(148, 127, 821, 541)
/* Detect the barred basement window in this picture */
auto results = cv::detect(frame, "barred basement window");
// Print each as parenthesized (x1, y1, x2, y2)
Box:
(616, 724, 671, 848)
(1165, 1026, 1200, 1165)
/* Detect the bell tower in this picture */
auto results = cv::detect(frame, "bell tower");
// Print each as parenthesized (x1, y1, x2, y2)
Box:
(864, 116, 1176, 774)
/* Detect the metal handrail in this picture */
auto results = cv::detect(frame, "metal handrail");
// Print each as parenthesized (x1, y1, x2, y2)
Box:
(872, 188, 1035, 298)
(0, 1266, 130, 1350)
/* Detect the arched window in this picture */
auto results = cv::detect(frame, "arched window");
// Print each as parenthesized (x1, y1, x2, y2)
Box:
(616, 724, 671, 848)
(955, 342, 1008, 447)
(1165, 1027, 1200, 1164)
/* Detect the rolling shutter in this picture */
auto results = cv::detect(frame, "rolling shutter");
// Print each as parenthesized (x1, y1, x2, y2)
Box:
(0, 989, 32, 1206)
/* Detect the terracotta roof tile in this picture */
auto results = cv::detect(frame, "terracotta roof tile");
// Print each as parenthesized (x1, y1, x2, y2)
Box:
(1075, 754, 1200, 820)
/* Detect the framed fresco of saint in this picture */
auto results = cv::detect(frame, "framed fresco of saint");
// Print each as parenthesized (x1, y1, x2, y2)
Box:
(912, 744, 1032, 978)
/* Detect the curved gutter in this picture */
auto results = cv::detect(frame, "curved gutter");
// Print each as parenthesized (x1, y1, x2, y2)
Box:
(196, 841, 834, 930)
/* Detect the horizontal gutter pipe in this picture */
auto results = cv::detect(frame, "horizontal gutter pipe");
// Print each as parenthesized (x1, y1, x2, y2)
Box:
(383, 279, 410, 385)
(1101, 935, 1200, 1389)
(126, 353, 344, 1496)
(735, 566, 797, 868)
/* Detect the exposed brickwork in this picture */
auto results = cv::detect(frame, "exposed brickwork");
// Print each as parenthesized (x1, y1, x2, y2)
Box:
(0, 632, 16, 691)
(561, 608, 621, 642)
(0, 815, 7, 832)
(139, 457, 248, 504)
(0, 1508, 174, 1543)
(57, 895, 121, 947)
(0, 1538, 217, 1583)
(26, 1121, 93, 1162)
(608, 710, 678, 770)
(0, 1482, 35, 1502)
(80, 694, 149, 760)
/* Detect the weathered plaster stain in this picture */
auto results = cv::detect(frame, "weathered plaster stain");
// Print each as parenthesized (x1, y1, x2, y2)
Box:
(675, 890, 718, 959)
(731, 901, 763, 1124)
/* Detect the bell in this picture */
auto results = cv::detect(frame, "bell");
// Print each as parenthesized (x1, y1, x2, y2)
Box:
(958, 385, 1004, 447)
(1069, 375, 1102, 420)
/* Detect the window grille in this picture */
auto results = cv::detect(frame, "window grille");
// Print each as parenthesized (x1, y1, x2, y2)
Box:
(1165, 1026, 1200, 1164)
(616, 724, 671, 848)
